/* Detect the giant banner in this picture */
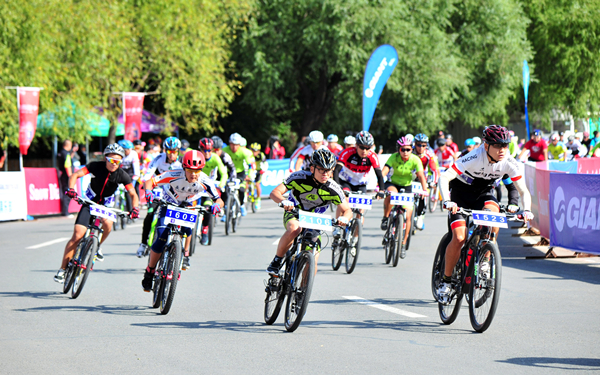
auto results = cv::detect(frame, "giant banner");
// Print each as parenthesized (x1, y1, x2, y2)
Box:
(123, 93, 145, 141)
(362, 45, 398, 132)
(18, 87, 41, 155)
(0, 172, 28, 221)
(260, 159, 292, 197)
(549, 173, 600, 254)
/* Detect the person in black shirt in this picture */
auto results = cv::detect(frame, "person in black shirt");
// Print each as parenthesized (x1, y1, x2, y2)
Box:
(54, 144, 140, 283)
(57, 140, 73, 216)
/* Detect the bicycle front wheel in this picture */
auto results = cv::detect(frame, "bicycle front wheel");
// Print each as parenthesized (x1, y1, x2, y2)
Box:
(160, 241, 182, 315)
(63, 239, 85, 294)
(71, 236, 98, 299)
(384, 222, 393, 264)
(392, 214, 404, 267)
(232, 199, 240, 232)
(468, 242, 502, 333)
(225, 195, 233, 236)
(345, 219, 361, 274)
(152, 255, 165, 308)
(284, 251, 315, 332)
(331, 240, 343, 271)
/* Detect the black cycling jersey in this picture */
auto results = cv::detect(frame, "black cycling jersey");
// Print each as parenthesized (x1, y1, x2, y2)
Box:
(82, 161, 133, 205)
(283, 170, 345, 213)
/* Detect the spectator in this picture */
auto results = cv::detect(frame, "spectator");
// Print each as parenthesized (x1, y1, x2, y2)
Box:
(445, 134, 460, 153)
(77, 144, 87, 165)
(57, 140, 73, 217)
(71, 143, 81, 169)
(265, 136, 286, 159)
(581, 132, 592, 156)
(519, 130, 548, 162)
(590, 131, 600, 150)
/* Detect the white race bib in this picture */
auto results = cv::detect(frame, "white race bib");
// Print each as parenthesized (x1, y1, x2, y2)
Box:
(348, 194, 372, 210)
(390, 193, 414, 205)
(165, 206, 198, 229)
(90, 205, 117, 222)
(298, 210, 333, 232)
(471, 210, 508, 228)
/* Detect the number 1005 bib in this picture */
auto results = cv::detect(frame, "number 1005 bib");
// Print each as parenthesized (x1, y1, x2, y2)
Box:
(166, 206, 198, 228)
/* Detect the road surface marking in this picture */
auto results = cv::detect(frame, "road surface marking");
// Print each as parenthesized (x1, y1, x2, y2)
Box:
(342, 296, 427, 318)
(26, 237, 70, 249)
(128, 224, 143, 228)
(272, 238, 280, 245)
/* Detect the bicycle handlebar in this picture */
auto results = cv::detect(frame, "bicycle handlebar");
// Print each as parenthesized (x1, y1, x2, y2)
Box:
(453, 205, 526, 222)
(155, 198, 211, 214)
(74, 196, 128, 217)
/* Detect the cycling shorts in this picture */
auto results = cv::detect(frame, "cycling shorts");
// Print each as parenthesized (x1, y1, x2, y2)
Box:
(384, 181, 412, 193)
(74, 205, 92, 227)
(283, 210, 299, 229)
(447, 187, 498, 231)
(254, 172, 262, 183)
(339, 180, 367, 194)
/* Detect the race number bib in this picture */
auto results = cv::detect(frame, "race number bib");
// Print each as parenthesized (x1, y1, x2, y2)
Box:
(348, 194, 372, 210)
(298, 210, 333, 232)
(165, 206, 198, 229)
(471, 210, 508, 228)
(390, 193, 414, 205)
(90, 205, 117, 222)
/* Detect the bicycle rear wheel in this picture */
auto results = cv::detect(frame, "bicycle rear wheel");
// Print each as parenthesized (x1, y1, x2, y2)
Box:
(345, 219, 361, 274)
(264, 275, 285, 325)
(469, 242, 502, 333)
(392, 214, 404, 267)
(232, 199, 240, 232)
(71, 236, 97, 299)
(207, 214, 214, 245)
(284, 251, 315, 332)
(160, 241, 182, 315)
(331, 241, 343, 271)
(63, 239, 85, 294)
(406, 214, 413, 250)
(152, 256, 165, 308)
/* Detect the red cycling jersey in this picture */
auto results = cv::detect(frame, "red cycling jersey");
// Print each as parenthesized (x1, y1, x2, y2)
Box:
(337, 147, 381, 186)
(415, 149, 439, 183)
(435, 147, 456, 168)
(328, 143, 344, 156)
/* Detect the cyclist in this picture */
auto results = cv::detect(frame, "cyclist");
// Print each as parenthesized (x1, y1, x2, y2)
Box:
(435, 137, 458, 169)
(327, 134, 344, 156)
(211, 136, 236, 182)
(223, 133, 256, 217)
(472, 136, 482, 149)
(413, 133, 440, 230)
(54, 144, 140, 283)
(436, 125, 534, 303)
(293, 130, 326, 172)
(344, 135, 356, 149)
(249, 142, 268, 210)
(547, 133, 567, 161)
(136, 136, 182, 257)
(196, 138, 227, 245)
(118, 139, 141, 212)
(141, 150, 223, 290)
(565, 135, 586, 160)
(266, 148, 352, 275)
(380, 136, 428, 258)
(462, 138, 476, 155)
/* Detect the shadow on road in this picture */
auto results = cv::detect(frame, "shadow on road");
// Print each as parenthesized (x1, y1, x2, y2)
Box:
(497, 357, 600, 370)
(31, 268, 141, 275)
(14, 304, 157, 316)
(131, 320, 281, 334)
(0, 291, 65, 300)
(502, 258, 600, 286)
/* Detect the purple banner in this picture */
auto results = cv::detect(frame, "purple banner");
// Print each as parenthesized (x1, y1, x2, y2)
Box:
(118, 109, 178, 134)
(549, 173, 600, 254)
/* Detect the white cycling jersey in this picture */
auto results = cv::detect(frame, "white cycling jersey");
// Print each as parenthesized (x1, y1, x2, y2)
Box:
(142, 153, 182, 182)
(120, 152, 140, 181)
(152, 169, 220, 205)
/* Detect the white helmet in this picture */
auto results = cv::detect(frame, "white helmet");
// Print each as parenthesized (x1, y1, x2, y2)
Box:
(308, 130, 324, 143)
(327, 134, 338, 143)
(472, 136, 482, 145)
(405, 134, 414, 144)
(550, 133, 560, 141)
(240, 137, 247, 147)
(344, 135, 356, 145)
(229, 133, 243, 145)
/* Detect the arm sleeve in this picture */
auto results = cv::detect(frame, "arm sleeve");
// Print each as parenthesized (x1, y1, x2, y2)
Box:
(504, 179, 519, 206)
(439, 167, 460, 202)
(333, 163, 342, 183)
(513, 177, 532, 211)
(217, 157, 227, 187)
(132, 157, 141, 181)
(428, 157, 438, 183)
(142, 156, 160, 181)
(374, 168, 385, 191)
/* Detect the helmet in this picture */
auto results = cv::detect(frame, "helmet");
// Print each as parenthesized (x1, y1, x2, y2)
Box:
(464, 138, 476, 147)
(182, 150, 206, 170)
(550, 133, 560, 141)
(568, 135, 575, 142)
(405, 134, 414, 144)
(163, 136, 181, 150)
(344, 135, 356, 145)
(132, 139, 143, 146)
(104, 143, 125, 158)
(181, 139, 190, 150)
(508, 130, 515, 137)
(533, 129, 542, 136)
(229, 133, 243, 145)
(117, 140, 133, 149)
(240, 137, 247, 147)
(414, 133, 429, 143)
(199, 138, 214, 151)
(356, 131, 374, 146)
(472, 136, 482, 145)
(436, 138, 447, 147)
(249, 142, 261, 151)
(311, 148, 336, 169)
(397, 137, 413, 148)
(483, 125, 511, 145)
(446, 134, 453, 140)
(327, 134, 338, 143)
(308, 130, 324, 143)
(211, 136, 224, 149)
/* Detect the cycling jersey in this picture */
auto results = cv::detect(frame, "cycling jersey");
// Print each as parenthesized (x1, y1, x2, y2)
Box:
(219, 151, 236, 178)
(291, 144, 327, 171)
(120, 152, 141, 181)
(283, 170, 345, 213)
(142, 153, 182, 181)
(435, 147, 456, 168)
(255, 152, 268, 172)
(415, 148, 439, 183)
(337, 147, 381, 186)
(523, 139, 547, 161)
(565, 141, 586, 158)
(150, 169, 220, 205)
(384, 153, 423, 187)
(81, 161, 133, 206)
(223, 146, 255, 174)
(547, 143, 567, 161)
(328, 143, 344, 156)
(203, 154, 228, 188)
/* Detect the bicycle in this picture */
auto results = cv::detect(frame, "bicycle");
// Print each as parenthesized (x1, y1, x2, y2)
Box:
(431, 205, 523, 332)
(331, 191, 368, 274)
(381, 189, 413, 267)
(247, 172, 259, 213)
(112, 185, 130, 231)
(150, 199, 208, 315)
(264, 206, 334, 332)
(62, 197, 127, 299)
(224, 178, 242, 235)
(190, 194, 215, 255)
(143, 188, 164, 258)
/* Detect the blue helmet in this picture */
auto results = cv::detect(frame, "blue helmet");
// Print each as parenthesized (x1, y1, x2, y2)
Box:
(414, 133, 429, 143)
(163, 136, 181, 151)
(464, 138, 476, 147)
(117, 139, 133, 149)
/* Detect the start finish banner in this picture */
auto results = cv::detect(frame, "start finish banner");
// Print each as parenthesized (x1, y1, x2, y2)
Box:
(123, 92, 145, 141)
(549, 173, 600, 254)
(18, 87, 41, 155)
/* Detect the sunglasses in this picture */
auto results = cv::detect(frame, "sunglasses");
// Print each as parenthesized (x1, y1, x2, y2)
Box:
(106, 157, 122, 165)
(358, 145, 371, 151)
(400, 148, 413, 152)
(185, 168, 202, 174)
(166, 150, 179, 155)
(315, 166, 334, 175)
(200, 148, 212, 153)
(415, 143, 428, 148)
(489, 143, 509, 149)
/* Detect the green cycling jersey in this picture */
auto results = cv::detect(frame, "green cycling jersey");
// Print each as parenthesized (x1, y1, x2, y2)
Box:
(385, 153, 423, 186)
(202, 154, 228, 188)
(547, 143, 567, 161)
(223, 145, 255, 174)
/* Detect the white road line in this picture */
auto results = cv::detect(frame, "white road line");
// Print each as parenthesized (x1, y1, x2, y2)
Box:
(26, 237, 70, 249)
(272, 238, 280, 245)
(342, 296, 427, 318)
(128, 224, 143, 228)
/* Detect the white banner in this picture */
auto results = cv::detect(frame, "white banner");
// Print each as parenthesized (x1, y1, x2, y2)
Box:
(0, 171, 28, 221)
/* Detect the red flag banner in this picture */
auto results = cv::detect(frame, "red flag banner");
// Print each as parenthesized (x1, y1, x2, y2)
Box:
(123, 92, 144, 141)
(18, 87, 41, 155)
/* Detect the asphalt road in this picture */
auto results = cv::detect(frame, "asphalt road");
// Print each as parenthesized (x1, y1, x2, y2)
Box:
(1, 199, 599, 374)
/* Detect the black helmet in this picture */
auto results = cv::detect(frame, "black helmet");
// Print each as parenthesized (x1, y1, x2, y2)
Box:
(211, 136, 224, 149)
(181, 139, 190, 150)
(436, 138, 446, 147)
(103, 143, 125, 158)
(311, 148, 336, 169)
(483, 125, 511, 145)
(356, 131, 374, 146)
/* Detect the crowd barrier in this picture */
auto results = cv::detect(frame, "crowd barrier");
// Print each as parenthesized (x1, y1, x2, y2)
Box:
(524, 158, 600, 255)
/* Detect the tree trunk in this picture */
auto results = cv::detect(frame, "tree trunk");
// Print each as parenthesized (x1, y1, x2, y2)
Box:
(297, 65, 343, 136)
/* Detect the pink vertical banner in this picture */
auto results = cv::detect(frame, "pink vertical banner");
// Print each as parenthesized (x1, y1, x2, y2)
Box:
(123, 92, 144, 141)
(18, 87, 41, 155)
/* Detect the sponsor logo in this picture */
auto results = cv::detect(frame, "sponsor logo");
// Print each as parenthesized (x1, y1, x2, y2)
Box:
(365, 57, 396, 98)
(553, 186, 599, 231)
(461, 155, 477, 163)
(29, 183, 61, 201)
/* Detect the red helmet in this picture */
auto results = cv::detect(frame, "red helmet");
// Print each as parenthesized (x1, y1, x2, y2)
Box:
(483, 125, 511, 145)
(199, 138, 213, 151)
(182, 150, 206, 170)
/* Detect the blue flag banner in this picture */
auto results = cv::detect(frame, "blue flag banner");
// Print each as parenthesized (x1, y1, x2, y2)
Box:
(362, 45, 398, 132)
(523, 60, 531, 139)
